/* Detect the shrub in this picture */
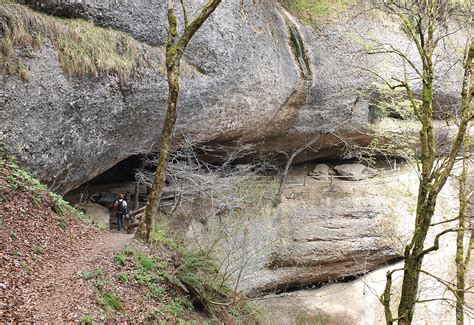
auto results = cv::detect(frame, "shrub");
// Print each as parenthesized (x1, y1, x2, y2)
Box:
(117, 272, 128, 284)
(96, 291, 125, 313)
(32, 245, 45, 255)
(113, 253, 127, 267)
(79, 315, 95, 325)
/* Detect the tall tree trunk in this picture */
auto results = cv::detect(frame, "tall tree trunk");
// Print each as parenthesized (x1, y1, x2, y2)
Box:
(136, 0, 222, 242)
(455, 131, 470, 325)
(137, 63, 179, 240)
(397, 198, 437, 324)
(396, 37, 473, 325)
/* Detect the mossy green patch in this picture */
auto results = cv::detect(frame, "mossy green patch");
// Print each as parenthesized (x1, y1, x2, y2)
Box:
(280, 0, 355, 24)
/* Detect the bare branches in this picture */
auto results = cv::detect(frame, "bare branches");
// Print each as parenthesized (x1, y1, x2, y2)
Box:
(137, 138, 274, 214)
(175, 0, 222, 61)
(273, 132, 325, 206)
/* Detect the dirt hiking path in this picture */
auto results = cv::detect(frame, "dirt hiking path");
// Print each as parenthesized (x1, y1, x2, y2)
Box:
(29, 232, 134, 322)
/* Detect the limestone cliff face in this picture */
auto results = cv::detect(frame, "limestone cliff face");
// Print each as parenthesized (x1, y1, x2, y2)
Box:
(186, 166, 460, 297)
(256, 171, 467, 324)
(0, 0, 465, 191)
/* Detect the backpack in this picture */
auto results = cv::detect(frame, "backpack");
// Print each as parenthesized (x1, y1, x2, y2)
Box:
(117, 199, 128, 215)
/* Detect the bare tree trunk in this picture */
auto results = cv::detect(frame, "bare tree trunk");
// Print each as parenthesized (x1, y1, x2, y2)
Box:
(396, 37, 473, 325)
(136, 0, 222, 242)
(274, 152, 295, 206)
(133, 156, 144, 211)
(455, 130, 471, 325)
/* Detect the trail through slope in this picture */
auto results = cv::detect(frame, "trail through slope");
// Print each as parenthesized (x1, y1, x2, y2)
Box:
(30, 232, 134, 322)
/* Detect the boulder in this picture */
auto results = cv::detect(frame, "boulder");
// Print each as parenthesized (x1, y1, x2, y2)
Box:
(334, 164, 376, 181)
(76, 203, 110, 228)
(309, 163, 330, 180)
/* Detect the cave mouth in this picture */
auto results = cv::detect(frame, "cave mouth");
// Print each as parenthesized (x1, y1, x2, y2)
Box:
(64, 155, 146, 206)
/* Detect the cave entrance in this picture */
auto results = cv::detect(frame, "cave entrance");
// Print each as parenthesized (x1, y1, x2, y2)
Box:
(64, 155, 147, 210)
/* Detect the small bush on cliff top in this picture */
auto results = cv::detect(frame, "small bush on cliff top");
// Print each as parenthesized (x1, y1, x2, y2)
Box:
(0, 1, 164, 81)
(280, 0, 355, 24)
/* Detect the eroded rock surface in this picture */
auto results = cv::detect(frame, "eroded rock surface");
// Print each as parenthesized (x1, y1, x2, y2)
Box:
(1, 0, 467, 192)
(185, 167, 435, 296)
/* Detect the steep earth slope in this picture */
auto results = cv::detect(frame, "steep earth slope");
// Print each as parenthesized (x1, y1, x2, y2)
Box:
(0, 156, 256, 322)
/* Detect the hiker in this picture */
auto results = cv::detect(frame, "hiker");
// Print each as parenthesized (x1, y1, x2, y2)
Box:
(112, 193, 128, 231)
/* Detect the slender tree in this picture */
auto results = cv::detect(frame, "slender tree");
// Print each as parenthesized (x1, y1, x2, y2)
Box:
(455, 127, 472, 325)
(365, 1, 473, 324)
(137, 0, 222, 241)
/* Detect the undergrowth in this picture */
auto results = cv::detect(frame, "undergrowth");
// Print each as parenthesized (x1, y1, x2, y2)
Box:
(1, 146, 103, 229)
(0, 1, 164, 81)
(83, 226, 258, 322)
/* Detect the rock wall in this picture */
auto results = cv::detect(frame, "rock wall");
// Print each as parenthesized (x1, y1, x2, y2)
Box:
(184, 165, 446, 296)
(1, 0, 467, 191)
(255, 166, 471, 324)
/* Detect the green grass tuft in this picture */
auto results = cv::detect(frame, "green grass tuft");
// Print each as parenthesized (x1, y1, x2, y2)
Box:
(79, 315, 95, 325)
(280, 0, 355, 24)
(113, 253, 127, 267)
(96, 291, 125, 313)
(32, 245, 45, 255)
(57, 218, 67, 230)
(117, 272, 128, 284)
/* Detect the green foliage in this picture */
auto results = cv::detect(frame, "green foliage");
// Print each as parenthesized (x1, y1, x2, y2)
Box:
(79, 315, 95, 325)
(0, 3, 163, 81)
(77, 268, 104, 280)
(32, 245, 45, 255)
(138, 253, 156, 271)
(361, 82, 417, 121)
(32, 195, 41, 207)
(4, 158, 47, 192)
(96, 223, 108, 231)
(96, 291, 125, 313)
(133, 270, 155, 286)
(117, 272, 128, 284)
(94, 278, 106, 290)
(48, 192, 102, 229)
(2, 152, 100, 229)
(5, 175, 18, 190)
(122, 245, 136, 256)
(147, 283, 166, 300)
(9, 230, 17, 239)
(57, 218, 67, 230)
(280, 0, 354, 24)
(20, 261, 31, 271)
(151, 223, 178, 249)
(113, 253, 127, 267)
(164, 297, 193, 316)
